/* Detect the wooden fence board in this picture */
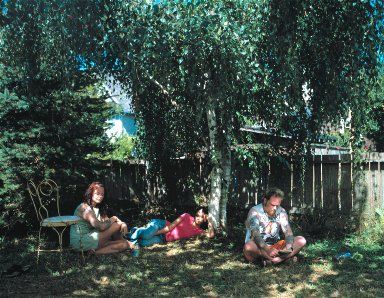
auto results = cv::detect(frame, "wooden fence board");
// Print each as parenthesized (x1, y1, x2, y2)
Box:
(380, 162, 384, 208)
(340, 163, 352, 213)
(323, 163, 339, 211)
(303, 163, 314, 208)
(103, 153, 384, 216)
(314, 163, 322, 209)
(291, 163, 302, 208)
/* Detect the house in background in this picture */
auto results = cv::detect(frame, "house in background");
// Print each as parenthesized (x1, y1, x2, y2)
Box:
(240, 125, 350, 155)
(76, 54, 138, 138)
(102, 74, 137, 139)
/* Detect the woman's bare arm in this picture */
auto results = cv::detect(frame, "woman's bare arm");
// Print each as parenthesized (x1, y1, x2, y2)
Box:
(154, 216, 183, 235)
(205, 220, 215, 238)
(80, 204, 117, 231)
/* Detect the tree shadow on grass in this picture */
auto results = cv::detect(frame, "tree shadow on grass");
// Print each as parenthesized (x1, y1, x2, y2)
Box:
(0, 235, 313, 297)
(293, 239, 384, 297)
(1, 232, 383, 297)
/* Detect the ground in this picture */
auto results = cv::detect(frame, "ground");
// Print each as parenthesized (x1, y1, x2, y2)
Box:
(0, 228, 383, 297)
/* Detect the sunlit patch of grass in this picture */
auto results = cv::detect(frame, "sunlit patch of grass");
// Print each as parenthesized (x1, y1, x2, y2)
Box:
(1, 233, 383, 297)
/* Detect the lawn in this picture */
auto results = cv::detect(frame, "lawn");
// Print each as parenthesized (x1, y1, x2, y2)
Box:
(1, 228, 383, 297)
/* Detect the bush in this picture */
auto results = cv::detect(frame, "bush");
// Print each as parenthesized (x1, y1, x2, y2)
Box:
(104, 135, 136, 161)
(359, 208, 384, 245)
(0, 86, 113, 233)
(0, 1, 114, 233)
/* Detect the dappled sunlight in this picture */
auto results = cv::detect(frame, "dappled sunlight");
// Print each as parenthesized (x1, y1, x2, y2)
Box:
(0, 236, 383, 296)
(216, 260, 249, 270)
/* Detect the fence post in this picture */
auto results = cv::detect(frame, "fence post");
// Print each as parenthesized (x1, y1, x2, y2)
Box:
(351, 153, 354, 209)
(368, 155, 372, 212)
(379, 160, 382, 208)
(312, 154, 315, 208)
(255, 175, 258, 205)
(320, 152, 324, 208)
(290, 158, 293, 207)
(267, 157, 271, 191)
(301, 156, 305, 208)
(338, 153, 341, 211)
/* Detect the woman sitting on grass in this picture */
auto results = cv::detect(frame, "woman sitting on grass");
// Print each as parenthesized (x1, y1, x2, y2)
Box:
(70, 182, 136, 255)
(126, 208, 215, 247)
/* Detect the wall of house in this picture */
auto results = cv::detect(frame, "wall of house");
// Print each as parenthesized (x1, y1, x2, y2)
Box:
(103, 74, 137, 137)
(106, 114, 137, 138)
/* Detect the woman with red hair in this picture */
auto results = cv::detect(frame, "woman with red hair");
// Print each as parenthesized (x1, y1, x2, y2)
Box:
(70, 182, 136, 255)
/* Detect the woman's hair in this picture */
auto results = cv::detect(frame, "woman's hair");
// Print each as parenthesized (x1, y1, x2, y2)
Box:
(196, 207, 209, 230)
(83, 182, 108, 217)
(196, 206, 208, 215)
(83, 182, 103, 205)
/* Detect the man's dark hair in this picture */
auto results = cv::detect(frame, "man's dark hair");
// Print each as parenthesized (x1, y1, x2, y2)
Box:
(264, 187, 284, 201)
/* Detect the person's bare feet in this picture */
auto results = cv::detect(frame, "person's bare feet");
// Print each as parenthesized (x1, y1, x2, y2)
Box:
(261, 259, 273, 268)
(286, 256, 298, 265)
(85, 249, 95, 259)
(127, 240, 136, 250)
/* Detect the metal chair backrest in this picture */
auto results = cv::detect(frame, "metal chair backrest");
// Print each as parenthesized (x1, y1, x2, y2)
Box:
(27, 179, 61, 223)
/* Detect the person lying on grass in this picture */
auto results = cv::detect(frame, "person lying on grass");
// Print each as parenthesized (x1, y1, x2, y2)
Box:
(243, 187, 306, 267)
(126, 208, 215, 247)
(70, 182, 136, 255)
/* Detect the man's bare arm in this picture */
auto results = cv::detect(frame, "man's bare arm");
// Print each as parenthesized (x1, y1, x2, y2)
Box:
(280, 212, 294, 248)
(248, 217, 276, 259)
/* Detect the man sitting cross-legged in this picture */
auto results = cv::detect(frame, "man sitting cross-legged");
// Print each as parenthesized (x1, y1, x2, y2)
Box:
(243, 188, 306, 267)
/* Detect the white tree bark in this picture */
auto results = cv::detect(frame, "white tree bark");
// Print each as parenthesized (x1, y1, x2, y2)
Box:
(206, 97, 222, 229)
(220, 130, 231, 230)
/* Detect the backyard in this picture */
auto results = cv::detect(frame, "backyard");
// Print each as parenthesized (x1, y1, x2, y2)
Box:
(1, 1, 384, 297)
(1, 223, 383, 297)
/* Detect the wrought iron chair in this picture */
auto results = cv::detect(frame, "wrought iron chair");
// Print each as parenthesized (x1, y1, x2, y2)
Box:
(27, 179, 82, 268)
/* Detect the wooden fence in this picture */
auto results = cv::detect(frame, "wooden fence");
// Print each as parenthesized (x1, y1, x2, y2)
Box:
(232, 153, 384, 215)
(103, 153, 384, 216)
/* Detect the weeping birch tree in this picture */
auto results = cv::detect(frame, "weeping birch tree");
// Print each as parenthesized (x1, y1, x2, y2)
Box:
(101, 0, 272, 229)
(97, 0, 383, 230)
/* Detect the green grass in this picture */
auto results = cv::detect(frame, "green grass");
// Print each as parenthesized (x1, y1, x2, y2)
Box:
(0, 232, 383, 297)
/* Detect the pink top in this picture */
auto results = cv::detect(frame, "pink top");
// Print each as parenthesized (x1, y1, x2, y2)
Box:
(165, 213, 204, 242)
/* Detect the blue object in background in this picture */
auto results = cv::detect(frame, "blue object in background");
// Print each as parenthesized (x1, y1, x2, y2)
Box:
(334, 251, 352, 261)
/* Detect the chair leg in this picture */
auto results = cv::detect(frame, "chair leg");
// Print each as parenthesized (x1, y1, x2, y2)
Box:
(37, 226, 42, 265)
(56, 226, 68, 275)
(59, 230, 64, 274)
(36, 223, 79, 274)
(76, 223, 85, 263)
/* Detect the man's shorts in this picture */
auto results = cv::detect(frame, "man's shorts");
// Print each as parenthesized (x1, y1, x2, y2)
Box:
(269, 240, 286, 250)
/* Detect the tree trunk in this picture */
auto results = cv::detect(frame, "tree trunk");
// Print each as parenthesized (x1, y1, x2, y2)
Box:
(220, 131, 231, 231)
(206, 97, 222, 229)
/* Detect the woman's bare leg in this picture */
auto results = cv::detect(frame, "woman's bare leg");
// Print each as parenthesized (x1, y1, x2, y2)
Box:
(95, 240, 134, 255)
(93, 223, 135, 255)
(111, 230, 124, 241)
(98, 222, 122, 246)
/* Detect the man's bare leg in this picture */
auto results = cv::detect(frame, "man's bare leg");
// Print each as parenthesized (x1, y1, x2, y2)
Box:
(243, 240, 263, 262)
(243, 236, 306, 265)
(270, 236, 306, 264)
